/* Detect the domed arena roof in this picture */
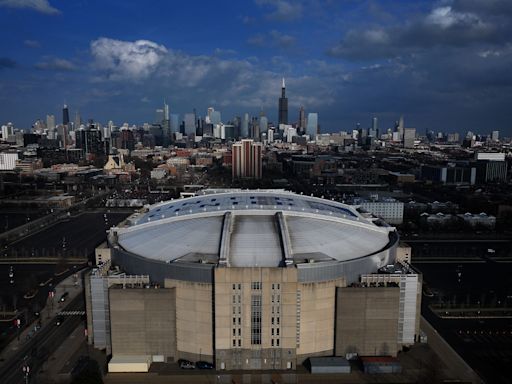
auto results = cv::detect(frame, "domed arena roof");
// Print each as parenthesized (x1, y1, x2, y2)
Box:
(112, 190, 397, 269)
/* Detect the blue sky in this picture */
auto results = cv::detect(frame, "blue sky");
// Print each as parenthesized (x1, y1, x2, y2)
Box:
(0, 0, 511, 136)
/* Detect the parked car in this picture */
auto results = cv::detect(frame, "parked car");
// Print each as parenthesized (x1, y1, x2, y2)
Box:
(59, 292, 69, 302)
(196, 361, 214, 369)
(55, 316, 65, 326)
(178, 359, 195, 369)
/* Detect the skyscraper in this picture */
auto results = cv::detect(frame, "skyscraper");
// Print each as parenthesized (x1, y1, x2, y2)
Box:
(306, 113, 318, 140)
(63, 104, 70, 126)
(298, 106, 305, 134)
(259, 116, 268, 135)
(241, 113, 249, 138)
(46, 114, 55, 130)
(162, 100, 171, 146)
(397, 115, 404, 141)
(278, 78, 288, 125)
(184, 113, 196, 136)
(403, 128, 416, 148)
(232, 139, 262, 179)
(74, 111, 81, 131)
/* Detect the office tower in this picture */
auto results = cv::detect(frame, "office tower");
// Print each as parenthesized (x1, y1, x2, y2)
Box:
(298, 106, 306, 134)
(259, 116, 268, 136)
(74, 111, 81, 131)
(232, 139, 262, 179)
(184, 113, 196, 136)
(241, 113, 249, 138)
(267, 128, 274, 143)
(397, 115, 404, 140)
(369, 118, 378, 138)
(207, 107, 214, 123)
(211, 111, 221, 125)
(76, 127, 103, 155)
(491, 130, 499, 142)
(63, 104, 70, 126)
(403, 128, 416, 148)
(306, 113, 318, 140)
(278, 78, 288, 125)
(164, 100, 170, 121)
(46, 114, 56, 130)
(161, 100, 171, 146)
(155, 108, 165, 123)
(170, 114, 179, 135)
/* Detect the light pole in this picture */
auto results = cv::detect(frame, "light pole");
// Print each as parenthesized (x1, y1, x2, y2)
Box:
(22, 361, 30, 384)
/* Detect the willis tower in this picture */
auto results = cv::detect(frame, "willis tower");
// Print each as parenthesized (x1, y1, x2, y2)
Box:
(278, 78, 288, 125)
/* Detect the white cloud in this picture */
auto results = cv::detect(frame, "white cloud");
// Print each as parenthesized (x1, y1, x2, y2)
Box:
(425, 6, 481, 29)
(0, 0, 59, 14)
(255, 0, 303, 21)
(91, 38, 168, 80)
(35, 57, 76, 71)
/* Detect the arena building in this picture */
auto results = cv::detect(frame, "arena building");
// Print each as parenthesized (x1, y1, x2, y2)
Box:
(85, 189, 421, 372)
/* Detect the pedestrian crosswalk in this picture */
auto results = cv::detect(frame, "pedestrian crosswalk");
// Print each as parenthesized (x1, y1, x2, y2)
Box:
(58, 311, 85, 316)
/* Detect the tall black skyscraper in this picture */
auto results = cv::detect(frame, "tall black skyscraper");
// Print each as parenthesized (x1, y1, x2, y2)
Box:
(278, 78, 288, 125)
(63, 104, 70, 126)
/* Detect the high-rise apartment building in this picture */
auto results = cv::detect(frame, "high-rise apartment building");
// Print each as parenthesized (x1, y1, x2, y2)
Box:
(278, 78, 288, 125)
(232, 139, 262, 179)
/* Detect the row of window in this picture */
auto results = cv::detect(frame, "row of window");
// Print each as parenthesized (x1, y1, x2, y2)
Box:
(232, 282, 281, 291)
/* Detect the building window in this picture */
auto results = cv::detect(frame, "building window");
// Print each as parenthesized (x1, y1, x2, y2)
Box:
(251, 294, 262, 345)
(276, 339, 280, 347)
(233, 340, 236, 347)
(238, 339, 241, 347)
(233, 329, 236, 336)
(271, 339, 274, 347)
(232, 284, 236, 290)
(251, 282, 261, 290)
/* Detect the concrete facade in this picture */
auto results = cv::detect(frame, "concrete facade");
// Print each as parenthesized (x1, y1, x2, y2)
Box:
(164, 279, 214, 363)
(109, 288, 176, 361)
(214, 268, 345, 370)
(335, 287, 400, 357)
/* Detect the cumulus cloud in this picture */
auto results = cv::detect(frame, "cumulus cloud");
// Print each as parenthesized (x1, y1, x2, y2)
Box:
(328, 4, 507, 60)
(255, 0, 303, 21)
(91, 38, 168, 80)
(0, 0, 59, 14)
(35, 57, 76, 71)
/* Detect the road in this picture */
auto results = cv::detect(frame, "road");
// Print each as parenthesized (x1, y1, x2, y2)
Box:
(0, 294, 84, 384)
(5, 212, 130, 259)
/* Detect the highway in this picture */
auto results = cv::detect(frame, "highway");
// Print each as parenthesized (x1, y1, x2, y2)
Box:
(5, 212, 130, 258)
(0, 294, 84, 384)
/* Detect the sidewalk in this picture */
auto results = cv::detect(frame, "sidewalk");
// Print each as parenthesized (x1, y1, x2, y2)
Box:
(0, 269, 85, 363)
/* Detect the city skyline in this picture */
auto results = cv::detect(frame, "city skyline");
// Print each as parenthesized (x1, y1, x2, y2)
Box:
(0, 1, 512, 135)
